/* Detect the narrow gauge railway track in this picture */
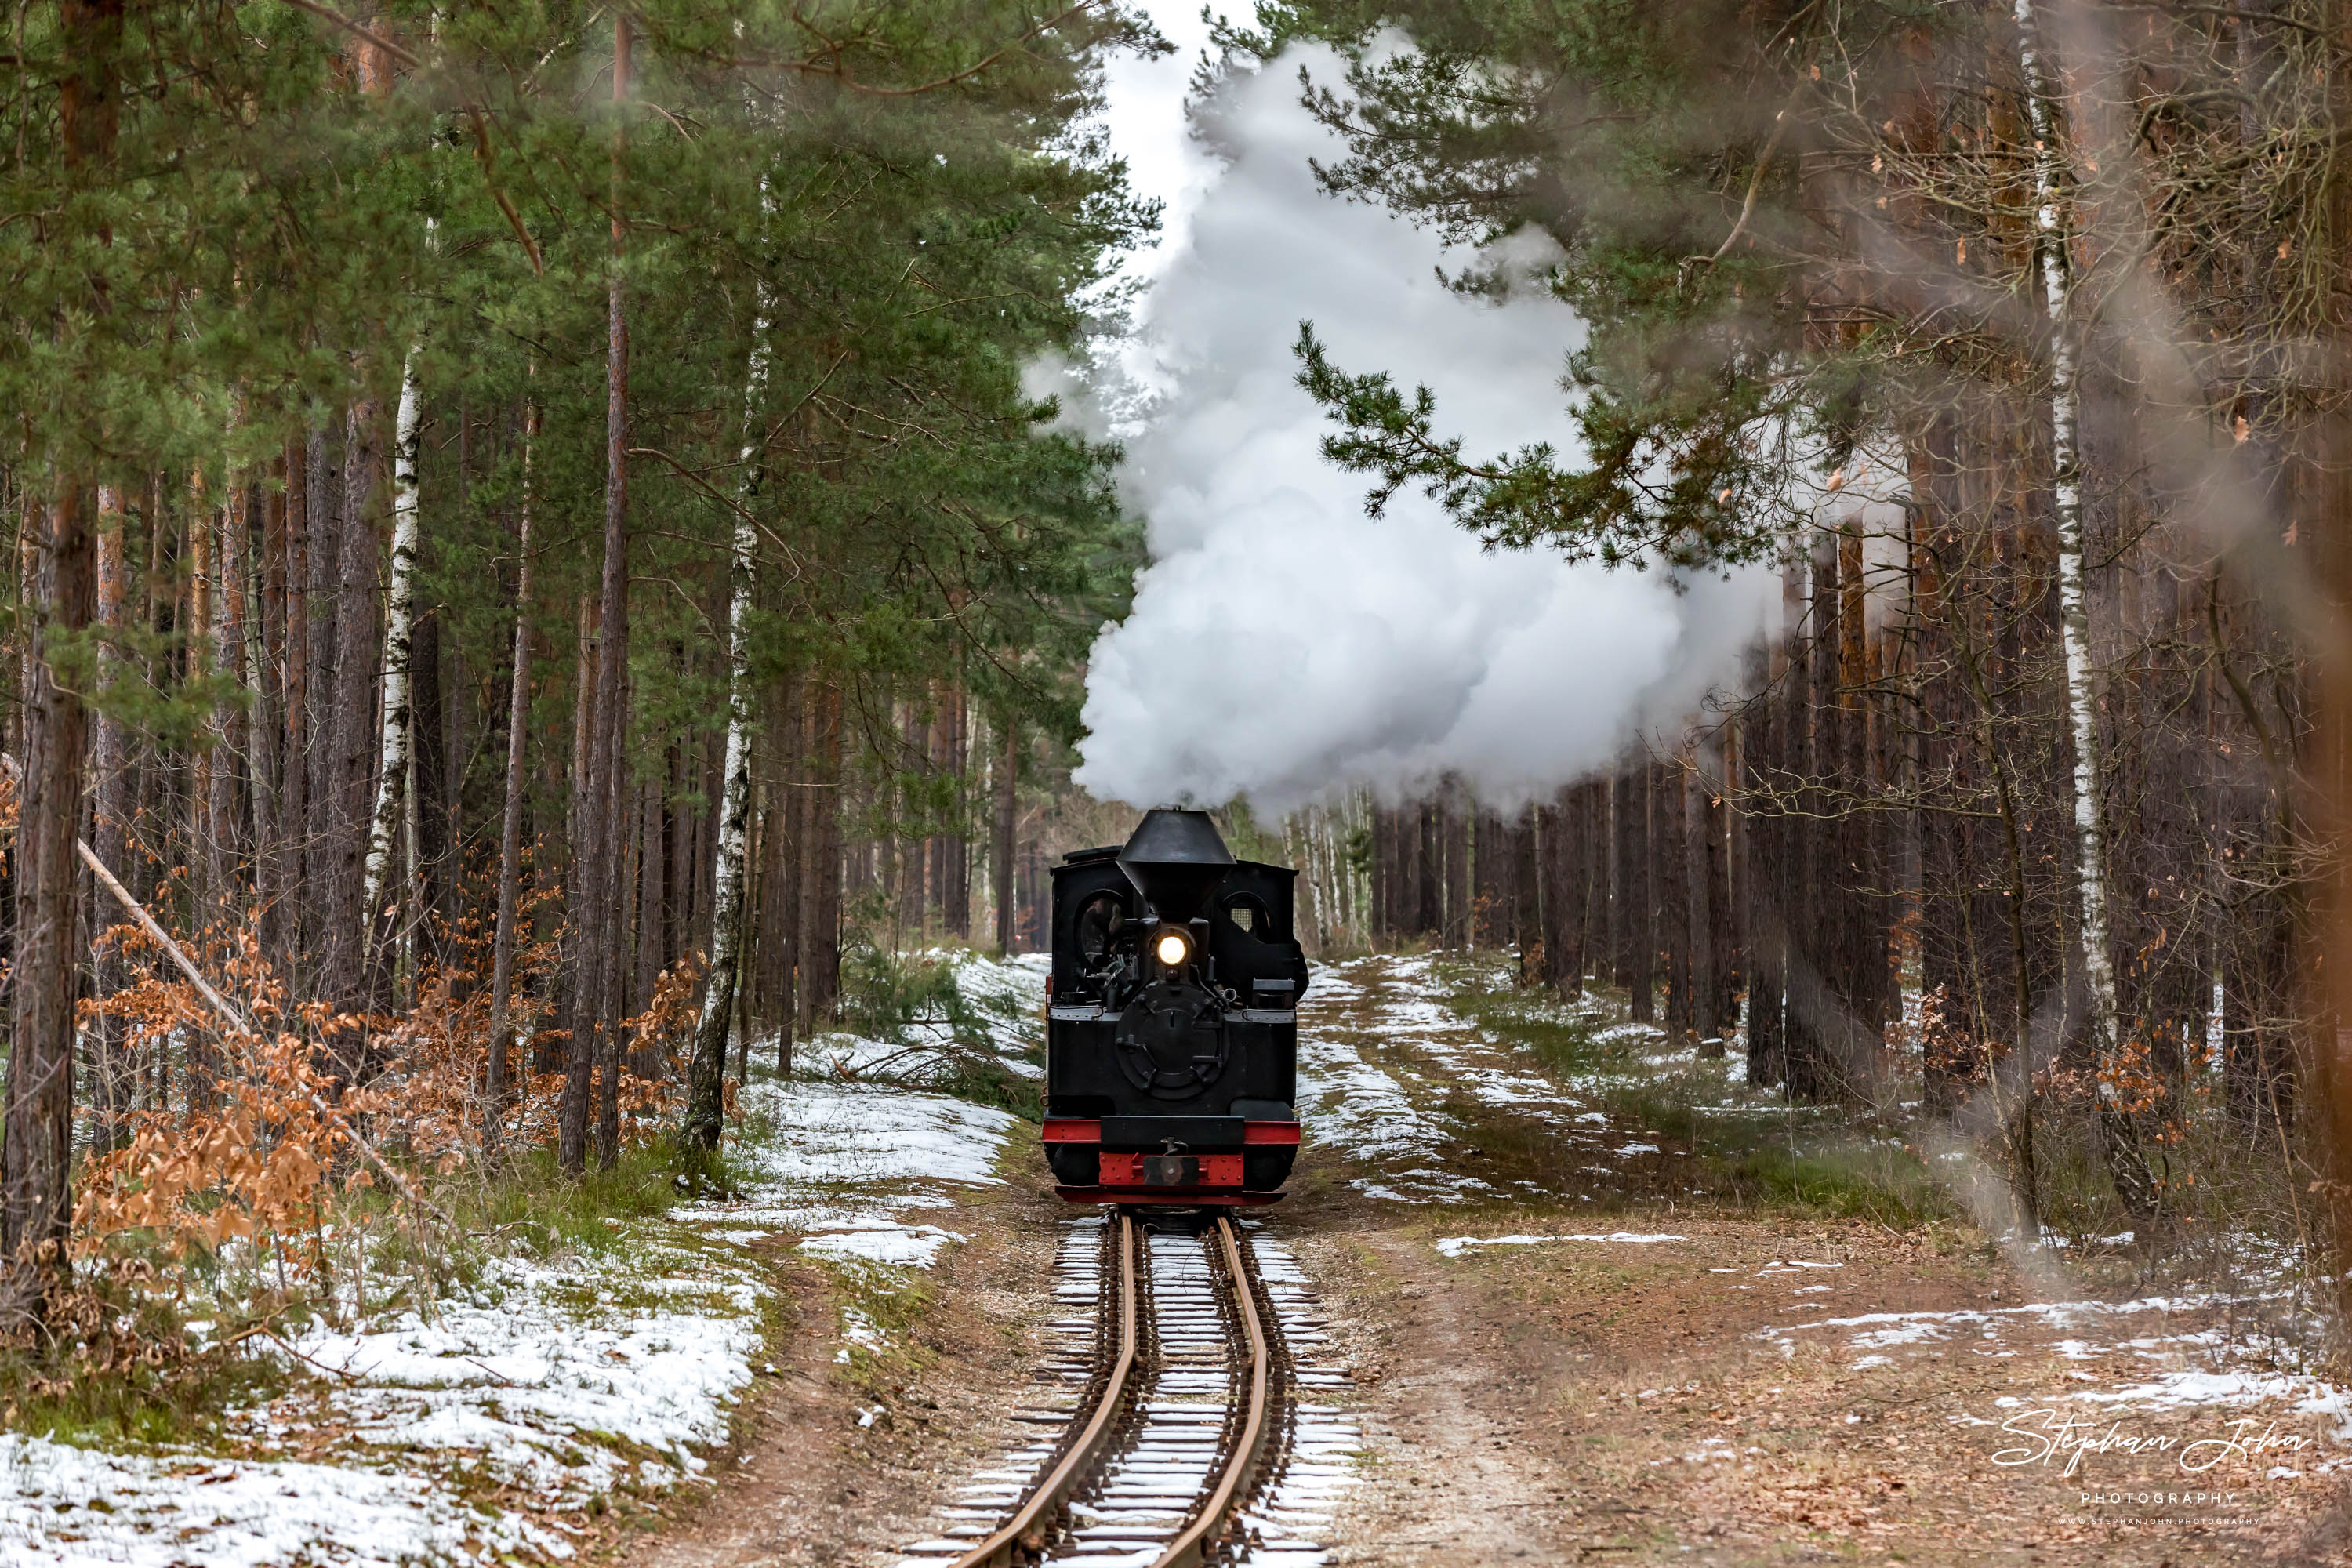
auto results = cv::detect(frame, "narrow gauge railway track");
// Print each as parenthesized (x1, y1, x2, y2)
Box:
(928, 1212, 1286, 1568)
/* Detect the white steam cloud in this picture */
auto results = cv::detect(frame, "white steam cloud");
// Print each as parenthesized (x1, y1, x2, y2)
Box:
(1070, 45, 1775, 813)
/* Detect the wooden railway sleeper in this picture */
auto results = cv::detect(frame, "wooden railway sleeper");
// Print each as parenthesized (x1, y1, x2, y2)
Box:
(946, 1214, 1142, 1568)
(1148, 1215, 1275, 1568)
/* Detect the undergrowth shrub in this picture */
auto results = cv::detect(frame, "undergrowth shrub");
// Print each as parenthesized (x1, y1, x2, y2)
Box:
(830, 935, 1042, 1117)
(24, 900, 757, 1432)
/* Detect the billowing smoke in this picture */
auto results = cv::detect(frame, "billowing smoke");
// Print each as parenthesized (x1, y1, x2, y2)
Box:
(1070, 44, 1777, 813)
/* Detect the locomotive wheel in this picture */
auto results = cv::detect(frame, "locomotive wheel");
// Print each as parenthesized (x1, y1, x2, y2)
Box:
(1241, 1149, 1294, 1191)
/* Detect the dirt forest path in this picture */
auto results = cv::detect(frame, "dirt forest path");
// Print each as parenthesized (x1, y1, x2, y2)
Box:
(1273, 956, 2350, 1567)
(639, 954, 2350, 1568)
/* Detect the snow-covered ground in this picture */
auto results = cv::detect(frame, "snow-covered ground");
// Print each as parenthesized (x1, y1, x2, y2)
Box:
(1297, 953, 1696, 1205)
(2, 954, 1044, 1566)
(798, 951, 1050, 1085)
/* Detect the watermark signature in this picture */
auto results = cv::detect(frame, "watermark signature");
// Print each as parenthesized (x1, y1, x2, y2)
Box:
(1991, 1408, 2315, 1478)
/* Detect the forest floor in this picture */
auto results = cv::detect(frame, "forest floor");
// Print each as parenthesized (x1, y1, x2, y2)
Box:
(0, 960, 1051, 1568)
(1265, 955, 2352, 1568)
(14, 952, 2351, 1566)
(635, 951, 2352, 1568)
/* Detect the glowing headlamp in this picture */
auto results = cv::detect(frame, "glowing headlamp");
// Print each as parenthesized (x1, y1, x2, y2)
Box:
(1154, 931, 1190, 967)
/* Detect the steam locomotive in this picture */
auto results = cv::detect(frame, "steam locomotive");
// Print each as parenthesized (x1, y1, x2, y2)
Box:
(1040, 809, 1309, 1205)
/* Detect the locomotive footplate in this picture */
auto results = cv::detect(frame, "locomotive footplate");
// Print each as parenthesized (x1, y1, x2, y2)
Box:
(1041, 1116, 1301, 1148)
(1043, 1114, 1301, 1205)
(1051, 1185, 1287, 1207)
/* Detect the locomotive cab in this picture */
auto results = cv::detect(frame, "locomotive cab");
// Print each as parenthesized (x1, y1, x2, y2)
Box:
(1041, 808, 1308, 1204)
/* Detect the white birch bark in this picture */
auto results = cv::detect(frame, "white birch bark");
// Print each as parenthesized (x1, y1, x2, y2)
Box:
(2013, 0, 2156, 1214)
(360, 346, 422, 944)
(685, 234, 771, 1149)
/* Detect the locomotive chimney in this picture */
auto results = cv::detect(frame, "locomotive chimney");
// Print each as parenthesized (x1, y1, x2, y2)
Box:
(1116, 808, 1236, 924)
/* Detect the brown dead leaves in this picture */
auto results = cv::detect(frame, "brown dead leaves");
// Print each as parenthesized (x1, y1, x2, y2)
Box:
(74, 1027, 350, 1265)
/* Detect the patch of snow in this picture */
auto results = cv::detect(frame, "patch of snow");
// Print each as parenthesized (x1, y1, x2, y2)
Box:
(0, 1433, 564, 1567)
(1436, 1232, 1688, 1258)
(260, 1247, 765, 1504)
(2070, 1370, 2352, 1438)
(1758, 1292, 2234, 1356)
(801, 1223, 967, 1269)
(728, 1079, 1020, 1190)
(840, 1308, 887, 1352)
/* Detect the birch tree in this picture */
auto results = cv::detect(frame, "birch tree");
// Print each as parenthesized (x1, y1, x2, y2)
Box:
(360, 347, 423, 975)
(683, 314, 768, 1152)
(2011, 0, 2159, 1223)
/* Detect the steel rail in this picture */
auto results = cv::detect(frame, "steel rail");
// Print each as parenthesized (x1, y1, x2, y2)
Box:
(948, 1214, 1140, 1568)
(1149, 1215, 1272, 1568)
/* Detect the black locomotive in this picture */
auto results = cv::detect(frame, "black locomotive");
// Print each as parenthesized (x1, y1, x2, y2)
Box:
(1040, 808, 1310, 1205)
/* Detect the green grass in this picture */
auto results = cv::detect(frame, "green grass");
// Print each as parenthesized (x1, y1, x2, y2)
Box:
(817, 1254, 938, 1390)
(1711, 1138, 1950, 1227)
(440, 1141, 730, 1258)
(1425, 952, 1953, 1229)
(0, 1265, 294, 1450)
(2, 1351, 289, 1450)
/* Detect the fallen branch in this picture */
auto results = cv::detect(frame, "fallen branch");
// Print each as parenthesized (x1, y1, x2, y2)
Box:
(0, 753, 455, 1230)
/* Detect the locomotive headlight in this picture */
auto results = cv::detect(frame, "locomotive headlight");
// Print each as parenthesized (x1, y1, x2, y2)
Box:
(1154, 931, 1190, 967)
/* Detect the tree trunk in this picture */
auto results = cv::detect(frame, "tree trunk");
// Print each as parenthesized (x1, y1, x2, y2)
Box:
(557, 593, 598, 1161)
(2012, 0, 2156, 1222)
(360, 349, 422, 990)
(759, 674, 806, 1068)
(90, 484, 129, 1148)
(992, 719, 1018, 953)
(1660, 759, 1690, 1039)
(1610, 764, 1635, 989)
(301, 428, 335, 949)
(1471, 804, 1504, 947)
(485, 397, 538, 1142)
(1441, 779, 1470, 946)
(1700, 728, 1735, 1055)
(210, 456, 246, 916)
(1543, 786, 1584, 996)
(1741, 644, 1787, 1088)
(577, 12, 634, 1174)
(798, 684, 843, 1030)
(2, 484, 96, 1325)
(1783, 543, 1831, 1099)
(686, 271, 770, 1146)
(1621, 759, 1653, 1019)
(633, 771, 660, 1018)
(942, 684, 969, 939)
(253, 452, 288, 958)
(410, 605, 448, 972)
(1511, 807, 1538, 960)
(321, 398, 385, 1073)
